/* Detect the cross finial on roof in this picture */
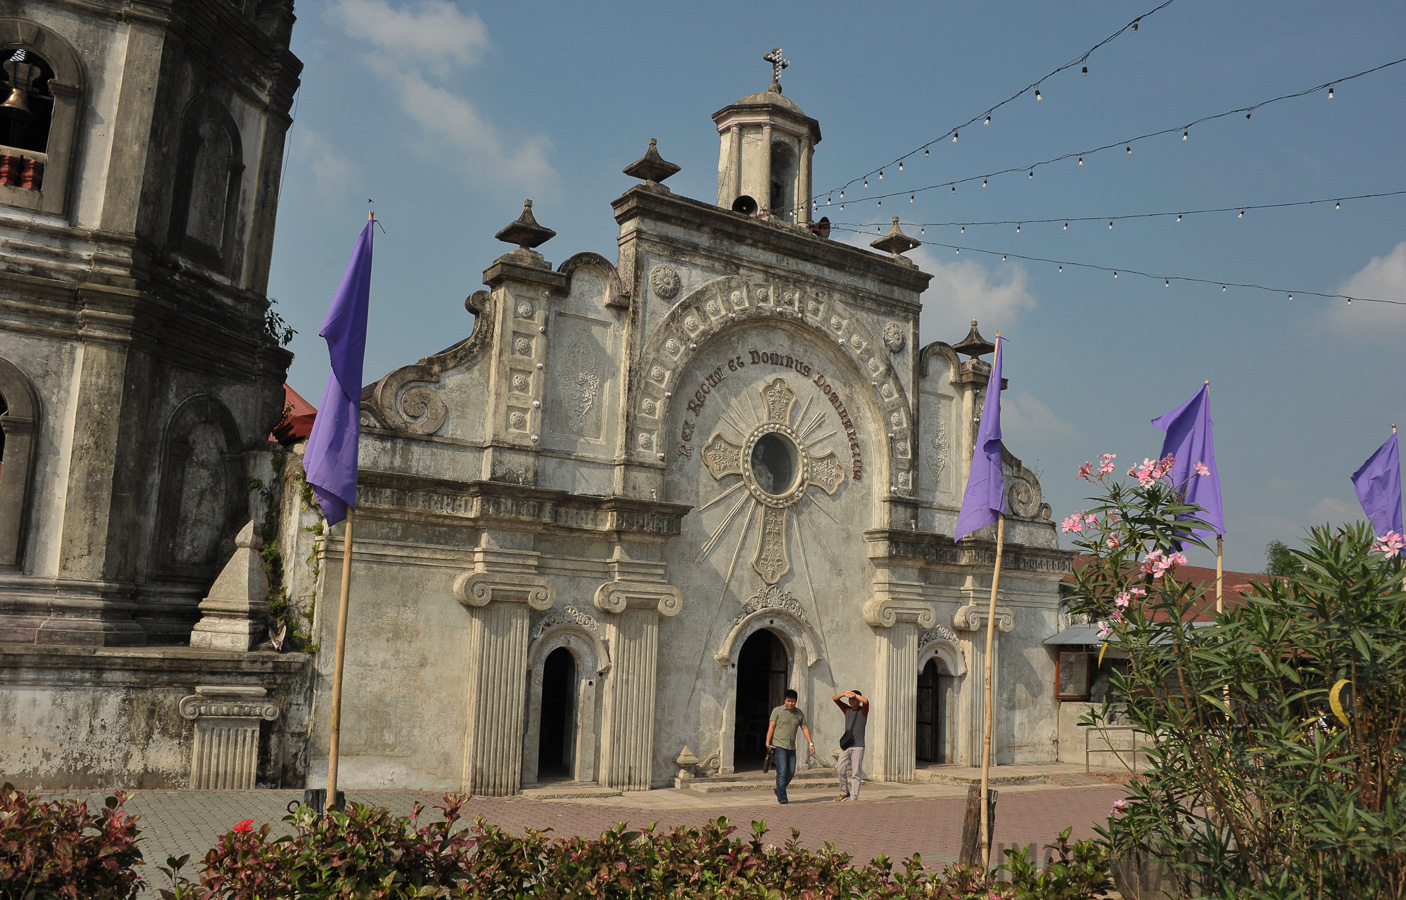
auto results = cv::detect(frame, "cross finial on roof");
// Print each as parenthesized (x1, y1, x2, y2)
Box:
(764, 47, 789, 92)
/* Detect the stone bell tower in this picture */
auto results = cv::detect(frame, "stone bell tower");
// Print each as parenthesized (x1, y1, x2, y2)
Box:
(0, 1, 301, 645)
(713, 48, 821, 225)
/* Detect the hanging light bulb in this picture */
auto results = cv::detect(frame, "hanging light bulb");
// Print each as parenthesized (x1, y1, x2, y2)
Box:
(899, 161, 904, 172)
(1028, 171, 1034, 180)
(982, 177, 987, 188)
(1176, 214, 1182, 223)
(877, 199, 882, 207)
(1131, 20, 1138, 32)
(924, 148, 929, 157)
(1222, 285, 1226, 292)
(1109, 221, 1114, 229)
(1035, 89, 1042, 102)
(1126, 145, 1132, 154)
(840, 190, 845, 198)
(1078, 156, 1083, 166)
(1182, 130, 1188, 141)
(1002, 254, 1007, 261)
(1063, 221, 1068, 230)
(984, 114, 991, 126)
(1114, 271, 1118, 278)
(1347, 298, 1352, 306)
(1058, 265, 1063, 272)
(1328, 86, 1334, 99)
(879, 170, 883, 180)
(863, 178, 868, 188)
(909, 194, 914, 203)
(955, 248, 960, 255)
(1288, 294, 1293, 302)
(840, 203, 844, 210)
(1165, 279, 1170, 287)
(1016, 224, 1020, 233)
(951, 184, 956, 194)
(1245, 112, 1251, 120)
(960, 226, 965, 234)
(1335, 200, 1341, 210)
(1082, 65, 1088, 76)
(1238, 210, 1244, 218)
(953, 132, 959, 143)
(920, 226, 924, 234)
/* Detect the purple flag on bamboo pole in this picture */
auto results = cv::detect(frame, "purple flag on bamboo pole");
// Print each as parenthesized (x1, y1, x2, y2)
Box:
(955, 336, 1005, 541)
(304, 219, 374, 526)
(1152, 382, 1224, 543)
(1351, 431, 1403, 537)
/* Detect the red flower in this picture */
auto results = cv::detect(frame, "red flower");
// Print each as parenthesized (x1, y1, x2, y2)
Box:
(232, 818, 254, 833)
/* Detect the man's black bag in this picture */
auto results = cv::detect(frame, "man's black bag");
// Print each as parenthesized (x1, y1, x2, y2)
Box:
(763, 748, 774, 772)
(839, 729, 855, 751)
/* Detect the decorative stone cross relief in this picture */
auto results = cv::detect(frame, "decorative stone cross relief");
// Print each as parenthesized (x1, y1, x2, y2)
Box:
(764, 47, 789, 88)
(700, 377, 845, 584)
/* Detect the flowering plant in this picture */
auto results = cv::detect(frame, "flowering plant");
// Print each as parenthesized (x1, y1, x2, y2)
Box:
(1063, 454, 1406, 898)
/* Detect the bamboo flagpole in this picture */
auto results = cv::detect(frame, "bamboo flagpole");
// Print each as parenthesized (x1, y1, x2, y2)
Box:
(953, 331, 1007, 873)
(978, 512, 1005, 870)
(302, 212, 376, 811)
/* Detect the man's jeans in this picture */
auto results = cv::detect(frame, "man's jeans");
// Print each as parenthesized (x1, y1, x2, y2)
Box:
(772, 747, 797, 802)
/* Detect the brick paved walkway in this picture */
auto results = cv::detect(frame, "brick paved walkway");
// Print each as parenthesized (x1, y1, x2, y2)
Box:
(54, 777, 1131, 898)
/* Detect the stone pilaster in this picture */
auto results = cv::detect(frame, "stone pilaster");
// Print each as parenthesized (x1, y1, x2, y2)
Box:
(179, 685, 279, 789)
(864, 582, 933, 784)
(455, 571, 554, 795)
(952, 603, 1014, 767)
(593, 581, 681, 791)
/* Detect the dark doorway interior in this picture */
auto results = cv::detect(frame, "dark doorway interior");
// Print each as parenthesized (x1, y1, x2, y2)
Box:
(538, 647, 576, 780)
(733, 629, 788, 770)
(916, 658, 944, 764)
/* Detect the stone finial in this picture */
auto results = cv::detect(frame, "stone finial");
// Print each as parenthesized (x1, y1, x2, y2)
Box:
(870, 216, 921, 261)
(623, 138, 681, 185)
(494, 199, 556, 251)
(189, 521, 270, 651)
(951, 320, 996, 360)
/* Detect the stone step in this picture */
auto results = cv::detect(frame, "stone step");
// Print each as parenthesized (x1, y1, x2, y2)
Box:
(519, 783, 624, 800)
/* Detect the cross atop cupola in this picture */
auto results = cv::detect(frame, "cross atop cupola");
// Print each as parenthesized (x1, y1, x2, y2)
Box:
(764, 47, 788, 93)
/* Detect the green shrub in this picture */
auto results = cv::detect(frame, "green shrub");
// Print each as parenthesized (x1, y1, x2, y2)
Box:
(0, 782, 144, 899)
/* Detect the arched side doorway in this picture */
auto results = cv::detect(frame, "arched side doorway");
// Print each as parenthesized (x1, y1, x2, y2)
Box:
(733, 629, 788, 770)
(523, 619, 608, 787)
(916, 633, 966, 768)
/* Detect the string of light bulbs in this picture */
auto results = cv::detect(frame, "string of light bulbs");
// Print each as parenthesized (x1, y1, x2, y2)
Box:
(810, 56, 1406, 214)
(819, 0, 1181, 198)
(828, 225, 1405, 308)
(828, 189, 1406, 233)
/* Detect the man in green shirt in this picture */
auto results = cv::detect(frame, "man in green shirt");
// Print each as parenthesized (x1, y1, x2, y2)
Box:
(764, 689, 814, 804)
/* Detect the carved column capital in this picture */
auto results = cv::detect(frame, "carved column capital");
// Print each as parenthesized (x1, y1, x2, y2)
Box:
(862, 597, 936, 629)
(454, 572, 555, 611)
(593, 581, 682, 617)
(952, 604, 1015, 633)
(179, 685, 279, 721)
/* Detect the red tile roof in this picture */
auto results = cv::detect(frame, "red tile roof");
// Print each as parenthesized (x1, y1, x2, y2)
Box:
(1067, 554, 1279, 622)
(271, 383, 317, 444)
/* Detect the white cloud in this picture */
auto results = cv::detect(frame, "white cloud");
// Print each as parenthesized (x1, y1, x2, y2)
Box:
(1305, 495, 1358, 526)
(326, 0, 488, 76)
(1321, 241, 1406, 342)
(907, 245, 1037, 345)
(291, 128, 359, 203)
(325, 1, 556, 195)
(387, 69, 555, 194)
(1003, 391, 1078, 444)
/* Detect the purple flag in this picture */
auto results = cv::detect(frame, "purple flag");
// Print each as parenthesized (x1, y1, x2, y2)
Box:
(955, 337, 1005, 541)
(1351, 431, 1403, 536)
(1152, 382, 1224, 542)
(304, 220, 374, 525)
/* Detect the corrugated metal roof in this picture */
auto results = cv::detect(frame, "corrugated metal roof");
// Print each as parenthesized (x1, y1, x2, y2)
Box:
(1043, 625, 1105, 646)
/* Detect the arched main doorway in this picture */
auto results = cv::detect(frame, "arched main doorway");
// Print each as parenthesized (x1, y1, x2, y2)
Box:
(537, 647, 577, 781)
(916, 658, 947, 765)
(733, 629, 789, 770)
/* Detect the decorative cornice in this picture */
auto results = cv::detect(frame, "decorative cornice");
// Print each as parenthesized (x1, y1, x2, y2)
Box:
(864, 529, 1073, 577)
(593, 580, 682, 617)
(454, 572, 555, 611)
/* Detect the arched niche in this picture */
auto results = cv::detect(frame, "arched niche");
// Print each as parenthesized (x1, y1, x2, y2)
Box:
(522, 613, 608, 786)
(0, 355, 40, 569)
(713, 602, 822, 774)
(169, 96, 245, 274)
(0, 19, 84, 217)
(151, 394, 247, 581)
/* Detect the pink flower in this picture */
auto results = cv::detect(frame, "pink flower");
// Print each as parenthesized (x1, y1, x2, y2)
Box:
(1194, 460, 1210, 477)
(1098, 453, 1117, 476)
(1373, 531, 1404, 558)
(1096, 620, 1113, 640)
(1112, 799, 1129, 814)
(1141, 550, 1184, 580)
(1106, 532, 1123, 550)
(1114, 591, 1132, 609)
(232, 819, 254, 833)
(1062, 513, 1087, 534)
(1077, 461, 1094, 480)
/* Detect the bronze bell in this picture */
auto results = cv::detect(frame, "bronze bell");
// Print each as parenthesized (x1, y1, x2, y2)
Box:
(0, 58, 38, 123)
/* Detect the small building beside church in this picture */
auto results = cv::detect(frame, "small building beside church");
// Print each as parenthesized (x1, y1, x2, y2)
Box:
(297, 66, 1073, 794)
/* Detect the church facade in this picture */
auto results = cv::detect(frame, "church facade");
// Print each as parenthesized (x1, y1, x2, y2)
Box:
(302, 74, 1072, 794)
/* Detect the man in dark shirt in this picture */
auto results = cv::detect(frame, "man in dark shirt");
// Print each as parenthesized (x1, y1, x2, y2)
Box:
(832, 688, 869, 801)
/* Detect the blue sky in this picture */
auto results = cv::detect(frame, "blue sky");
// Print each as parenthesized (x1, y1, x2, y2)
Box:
(268, 1, 1406, 572)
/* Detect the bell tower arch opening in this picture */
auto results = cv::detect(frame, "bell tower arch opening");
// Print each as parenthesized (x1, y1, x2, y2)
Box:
(733, 628, 789, 770)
